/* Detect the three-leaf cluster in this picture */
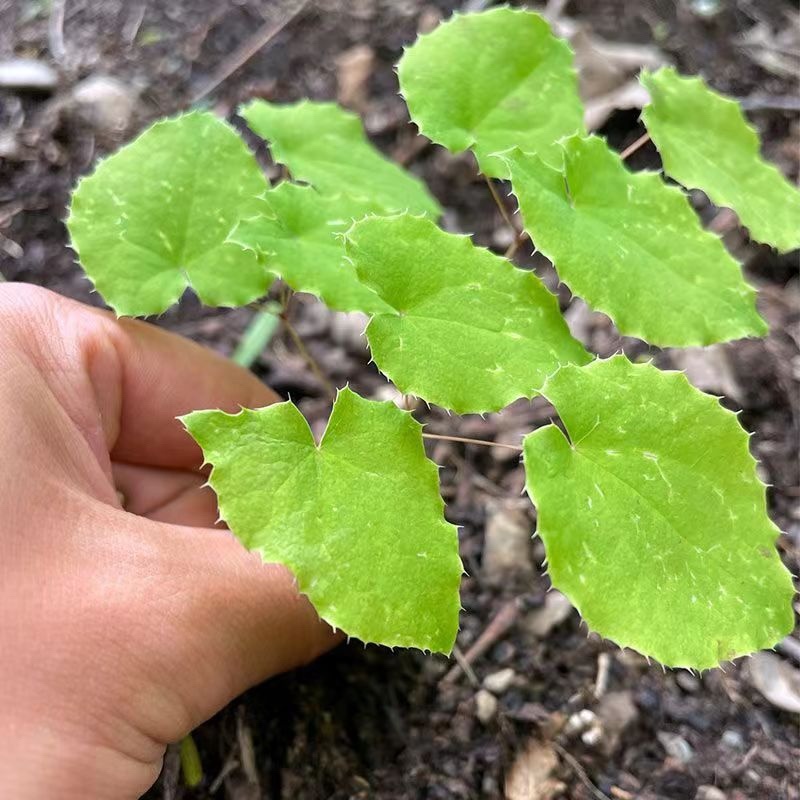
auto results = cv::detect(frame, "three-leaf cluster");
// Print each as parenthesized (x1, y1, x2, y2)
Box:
(67, 8, 797, 669)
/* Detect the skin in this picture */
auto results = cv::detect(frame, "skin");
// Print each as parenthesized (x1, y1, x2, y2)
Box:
(0, 284, 338, 798)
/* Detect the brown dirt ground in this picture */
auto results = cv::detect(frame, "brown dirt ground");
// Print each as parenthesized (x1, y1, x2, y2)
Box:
(1, 1, 799, 798)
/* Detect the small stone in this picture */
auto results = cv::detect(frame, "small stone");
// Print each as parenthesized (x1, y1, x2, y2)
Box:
(595, 690, 638, 755)
(676, 672, 701, 693)
(581, 725, 603, 747)
(69, 75, 137, 136)
(749, 651, 800, 713)
(0, 131, 20, 160)
(657, 731, 694, 764)
(482, 502, 534, 585)
(0, 58, 57, 91)
(743, 769, 760, 786)
(483, 667, 516, 695)
(475, 689, 498, 725)
(696, 786, 726, 800)
(689, 0, 722, 17)
(565, 708, 597, 737)
(524, 591, 573, 638)
(720, 729, 745, 750)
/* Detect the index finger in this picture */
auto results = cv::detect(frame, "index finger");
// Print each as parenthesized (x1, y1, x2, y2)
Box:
(0, 283, 280, 470)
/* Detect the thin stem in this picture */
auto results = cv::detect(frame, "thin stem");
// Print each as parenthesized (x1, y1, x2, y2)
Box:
(620, 131, 651, 161)
(483, 174, 517, 234)
(503, 230, 528, 259)
(283, 317, 337, 400)
(422, 432, 522, 452)
(189, 0, 310, 103)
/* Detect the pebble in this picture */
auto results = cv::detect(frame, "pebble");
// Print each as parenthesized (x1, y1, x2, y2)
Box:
(596, 690, 639, 755)
(720, 729, 745, 750)
(0, 58, 57, 91)
(696, 787, 726, 800)
(581, 725, 603, 747)
(474, 689, 498, 724)
(483, 667, 516, 695)
(69, 75, 137, 135)
(676, 671, 701, 693)
(657, 731, 694, 764)
(482, 502, 533, 585)
(748, 651, 800, 713)
(523, 590, 573, 638)
(565, 708, 597, 737)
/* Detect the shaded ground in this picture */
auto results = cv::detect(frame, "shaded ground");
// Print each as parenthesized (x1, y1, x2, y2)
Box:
(1, 1, 799, 798)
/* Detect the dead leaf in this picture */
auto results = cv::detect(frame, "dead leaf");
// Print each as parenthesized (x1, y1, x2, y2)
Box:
(584, 80, 652, 132)
(738, 18, 800, 80)
(548, 17, 669, 129)
(505, 740, 563, 800)
(335, 44, 374, 112)
(668, 345, 744, 405)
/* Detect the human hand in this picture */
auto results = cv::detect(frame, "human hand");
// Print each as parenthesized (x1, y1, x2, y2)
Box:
(0, 284, 337, 799)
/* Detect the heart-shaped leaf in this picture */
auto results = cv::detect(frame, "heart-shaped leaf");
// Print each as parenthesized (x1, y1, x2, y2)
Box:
(523, 355, 795, 669)
(398, 7, 584, 177)
(345, 213, 590, 414)
(182, 388, 462, 653)
(68, 111, 271, 316)
(508, 135, 767, 346)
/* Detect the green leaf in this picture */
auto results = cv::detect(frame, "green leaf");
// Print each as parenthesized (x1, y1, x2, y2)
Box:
(182, 387, 462, 653)
(68, 111, 271, 316)
(523, 356, 794, 669)
(508, 135, 767, 347)
(345, 214, 590, 414)
(231, 183, 392, 314)
(241, 100, 441, 218)
(397, 7, 584, 178)
(642, 67, 800, 254)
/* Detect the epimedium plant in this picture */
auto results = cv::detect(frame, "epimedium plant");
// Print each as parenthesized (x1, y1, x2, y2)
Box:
(65, 7, 798, 671)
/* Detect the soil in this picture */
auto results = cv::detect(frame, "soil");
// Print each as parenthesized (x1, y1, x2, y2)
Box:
(2, 1, 799, 799)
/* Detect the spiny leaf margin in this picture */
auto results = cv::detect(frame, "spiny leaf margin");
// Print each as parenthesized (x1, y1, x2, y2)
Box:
(240, 99, 441, 218)
(344, 212, 590, 414)
(181, 387, 463, 654)
(507, 134, 768, 347)
(522, 355, 795, 670)
(67, 110, 271, 317)
(397, 6, 584, 178)
(230, 183, 392, 314)
(641, 67, 800, 254)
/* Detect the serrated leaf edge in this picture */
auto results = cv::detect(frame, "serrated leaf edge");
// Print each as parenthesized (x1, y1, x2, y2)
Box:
(180, 386, 463, 654)
(342, 211, 589, 414)
(641, 67, 800, 254)
(506, 136, 768, 347)
(397, 5, 583, 177)
(66, 110, 270, 318)
(523, 355, 794, 670)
